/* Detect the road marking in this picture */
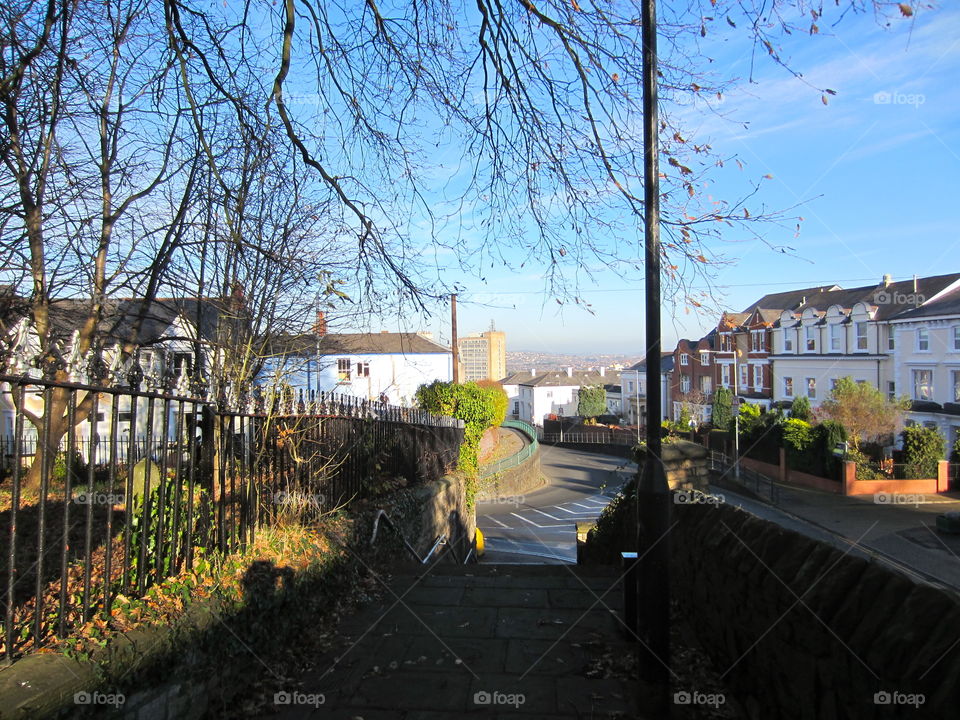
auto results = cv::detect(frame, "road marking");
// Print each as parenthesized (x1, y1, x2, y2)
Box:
(530, 508, 564, 521)
(510, 512, 546, 527)
(483, 515, 511, 529)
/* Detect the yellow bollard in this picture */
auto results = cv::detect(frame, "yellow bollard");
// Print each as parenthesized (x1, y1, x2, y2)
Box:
(475, 528, 485, 556)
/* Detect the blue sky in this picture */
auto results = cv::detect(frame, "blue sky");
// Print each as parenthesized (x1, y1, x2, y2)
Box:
(378, 5, 960, 356)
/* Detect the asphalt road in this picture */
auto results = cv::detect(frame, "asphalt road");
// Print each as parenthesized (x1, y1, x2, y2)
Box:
(477, 445, 636, 563)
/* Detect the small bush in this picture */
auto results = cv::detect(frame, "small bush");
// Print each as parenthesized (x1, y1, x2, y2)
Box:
(790, 395, 812, 422)
(901, 425, 945, 479)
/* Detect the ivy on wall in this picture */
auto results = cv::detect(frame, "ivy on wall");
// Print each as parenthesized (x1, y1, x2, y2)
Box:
(414, 380, 507, 507)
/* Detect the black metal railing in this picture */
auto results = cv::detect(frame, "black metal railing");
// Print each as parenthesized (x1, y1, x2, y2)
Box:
(709, 451, 780, 504)
(0, 373, 463, 660)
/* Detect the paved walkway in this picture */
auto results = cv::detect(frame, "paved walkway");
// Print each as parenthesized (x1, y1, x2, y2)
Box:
(713, 472, 960, 589)
(272, 564, 641, 718)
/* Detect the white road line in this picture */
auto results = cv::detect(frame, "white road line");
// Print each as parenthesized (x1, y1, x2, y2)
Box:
(569, 501, 598, 509)
(483, 515, 511, 529)
(510, 512, 546, 527)
(530, 508, 564, 521)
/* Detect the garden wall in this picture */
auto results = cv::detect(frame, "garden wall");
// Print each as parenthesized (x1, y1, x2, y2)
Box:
(842, 460, 950, 496)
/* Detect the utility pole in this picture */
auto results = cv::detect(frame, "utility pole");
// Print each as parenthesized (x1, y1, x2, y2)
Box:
(451, 293, 460, 384)
(637, 0, 671, 713)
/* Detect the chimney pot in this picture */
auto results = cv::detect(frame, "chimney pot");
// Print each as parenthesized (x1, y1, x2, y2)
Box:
(530, 367, 536, 376)
(313, 311, 327, 336)
(599, 366, 605, 377)
(883, 274, 893, 287)
(567, 366, 573, 377)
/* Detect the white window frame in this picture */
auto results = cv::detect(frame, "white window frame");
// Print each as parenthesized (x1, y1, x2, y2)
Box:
(751, 330, 764, 352)
(680, 375, 691, 393)
(887, 330, 895, 351)
(806, 377, 816, 399)
(700, 375, 712, 394)
(805, 326, 817, 353)
(337, 357, 352, 380)
(953, 370, 960, 403)
(700, 351, 710, 366)
(680, 353, 689, 366)
(953, 326, 960, 351)
(753, 364, 763, 391)
(917, 328, 930, 352)
(721, 364, 731, 387)
(887, 381, 896, 400)
(854, 322, 868, 351)
(913, 369, 933, 401)
(783, 328, 794, 353)
(829, 324, 842, 353)
(739, 364, 749, 390)
(783, 377, 793, 398)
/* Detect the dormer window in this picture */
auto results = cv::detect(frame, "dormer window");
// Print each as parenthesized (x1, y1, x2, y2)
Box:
(751, 330, 764, 352)
(854, 322, 868, 351)
(805, 326, 817, 352)
(680, 353, 689, 366)
(783, 328, 794, 353)
(829, 324, 842, 352)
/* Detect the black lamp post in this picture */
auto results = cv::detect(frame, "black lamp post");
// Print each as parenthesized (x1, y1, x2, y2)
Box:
(637, 0, 671, 713)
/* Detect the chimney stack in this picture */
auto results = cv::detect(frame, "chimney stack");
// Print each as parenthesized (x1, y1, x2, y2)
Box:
(313, 310, 327, 336)
(530, 367, 536, 376)
(566, 366, 573, 377)
(882, 274, 893, 287)
(599, 366, 606, 377)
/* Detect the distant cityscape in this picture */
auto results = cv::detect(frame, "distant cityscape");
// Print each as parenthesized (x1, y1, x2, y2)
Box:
(506, 351, 642, 373)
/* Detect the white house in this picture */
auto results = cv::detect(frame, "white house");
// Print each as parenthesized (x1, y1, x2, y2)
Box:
(263, 331, 453, 407)
(0, 296, 236, 460)
(515, 367, 618, 425)
(620, 354, 673, 425)
(888, 286, 960, 450)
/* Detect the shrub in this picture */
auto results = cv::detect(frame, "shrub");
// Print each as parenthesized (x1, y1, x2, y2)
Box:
(814, 420, 848, 478)
(712, 387, 733, 431)
(849, 448, 886, 480)
(790, 395, 812, 422)
(577, 384, 607, 419)
(901, 425, 945, 479)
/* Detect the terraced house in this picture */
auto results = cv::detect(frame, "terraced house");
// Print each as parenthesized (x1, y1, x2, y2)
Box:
(770, 274, 960, 413)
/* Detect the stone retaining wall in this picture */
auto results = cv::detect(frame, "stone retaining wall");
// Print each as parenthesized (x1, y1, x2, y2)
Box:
(476, 445, 543, 501)
(673, 501, 960, 719)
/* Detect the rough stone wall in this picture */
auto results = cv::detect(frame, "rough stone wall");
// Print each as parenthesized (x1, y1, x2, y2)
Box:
(672, 502, 960, 719)
(358, 471, 474, 566)
(476, 446, 544, 501)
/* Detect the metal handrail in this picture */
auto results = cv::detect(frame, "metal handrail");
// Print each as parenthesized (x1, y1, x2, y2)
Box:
(370, 509, 447, 564)
(370, 509, 476, 565)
